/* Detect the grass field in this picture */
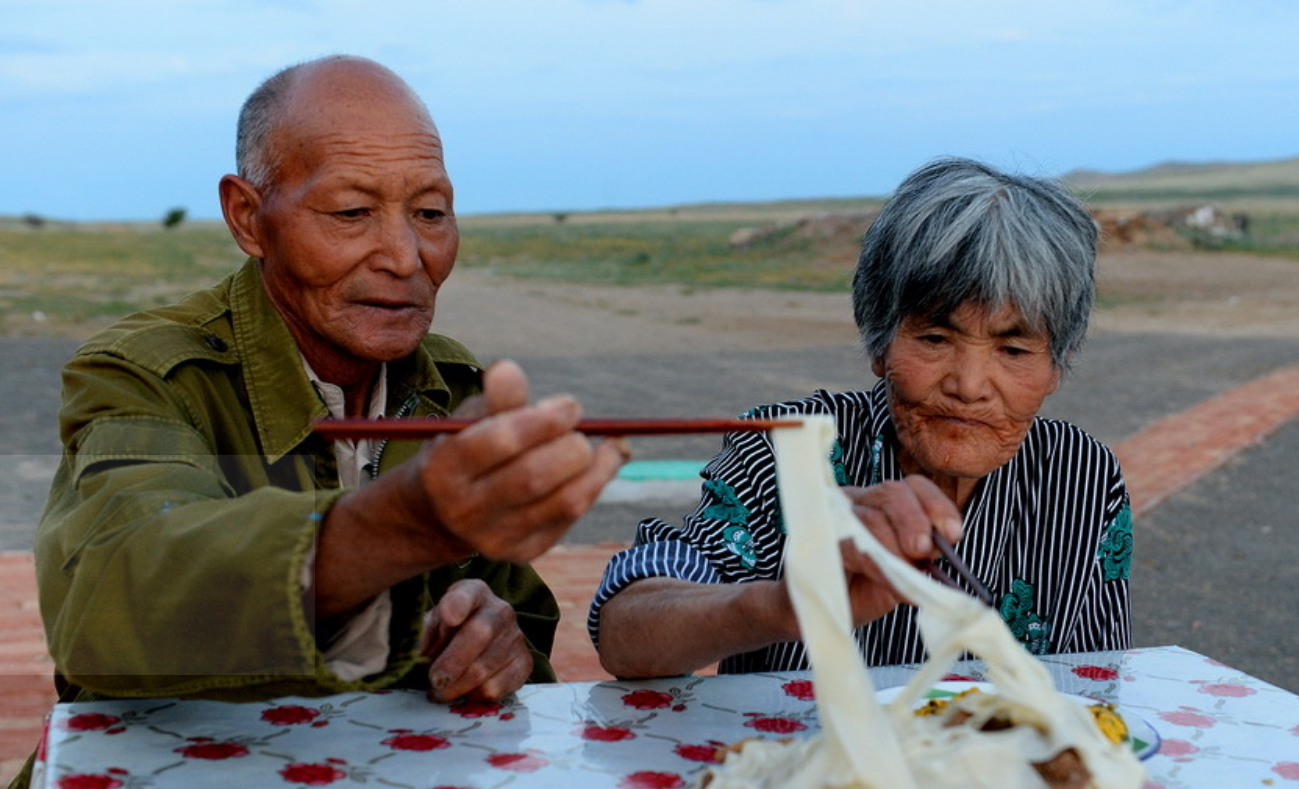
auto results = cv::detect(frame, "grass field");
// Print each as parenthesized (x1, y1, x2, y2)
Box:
(4, 158, 1299, 337)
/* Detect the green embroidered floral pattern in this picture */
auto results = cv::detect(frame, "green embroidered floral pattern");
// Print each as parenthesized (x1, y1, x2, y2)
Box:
(722, 524, 757, 569)
(703, 479, 757, 569)
(702, 479, 750, 525)
(999, 579, 1053, 655)
(1097, 504, 1133, 582)
(829, 440, 849, 486)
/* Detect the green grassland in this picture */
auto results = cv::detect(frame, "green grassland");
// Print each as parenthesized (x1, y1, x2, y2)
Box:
(3, 158, 1299, 337)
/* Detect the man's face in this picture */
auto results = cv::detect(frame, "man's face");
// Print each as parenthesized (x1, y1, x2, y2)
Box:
(248, 91, 459, 373)
(871, 301, 1061, 483)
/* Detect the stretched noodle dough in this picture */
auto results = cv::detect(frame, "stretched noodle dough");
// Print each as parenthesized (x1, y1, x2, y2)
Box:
(701, 416, 1144, 789)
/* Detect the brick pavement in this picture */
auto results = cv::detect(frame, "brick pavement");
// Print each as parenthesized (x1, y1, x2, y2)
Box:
(4, 360, 1299, 785)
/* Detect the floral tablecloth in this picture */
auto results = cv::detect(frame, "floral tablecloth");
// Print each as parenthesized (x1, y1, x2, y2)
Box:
(35, 645, 1299, 789)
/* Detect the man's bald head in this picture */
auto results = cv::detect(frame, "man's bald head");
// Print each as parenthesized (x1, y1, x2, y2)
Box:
(235, 55, 437, 191)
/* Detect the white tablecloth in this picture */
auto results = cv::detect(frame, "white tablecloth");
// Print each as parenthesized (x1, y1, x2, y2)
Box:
(36, 645, 1299, 788)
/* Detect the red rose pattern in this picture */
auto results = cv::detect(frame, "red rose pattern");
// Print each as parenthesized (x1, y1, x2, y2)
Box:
(743, 715, 807, 734)
(1158, 709, 1217, 728)
(1197, 682, 1256, 698)
(674, 742, 724, 763)
(64, 714, 122, 733)
(450, 698, 506, 718)
(619, 771, 686, 789)
(280, 762, 347, 785)
(1273, 762, 1299, 780)
(382, 733, 451, 752)
(175, 740, 250, 760)
(1072, 665, 1120, 682)
(261, 705, 322, 726)
(1158, 738, 1200, 761)
(577, 723, 637, 742)
(487, 752, 548, 772)
(781, 679, 815, 701)
(621, 690, 675, 710)
(57, 775, 123, 789)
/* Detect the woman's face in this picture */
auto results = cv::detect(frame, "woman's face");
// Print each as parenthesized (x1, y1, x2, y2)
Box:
(872, 301, 1062, 486)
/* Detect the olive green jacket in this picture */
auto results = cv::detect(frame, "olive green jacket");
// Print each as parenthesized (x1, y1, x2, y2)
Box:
(34, 258, 559, 703)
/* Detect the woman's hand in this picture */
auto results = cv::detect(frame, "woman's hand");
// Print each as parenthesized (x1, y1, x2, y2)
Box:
(838, 476, 963, 626)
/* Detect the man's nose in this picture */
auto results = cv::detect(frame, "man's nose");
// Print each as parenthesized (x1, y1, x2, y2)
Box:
(372, 214, 421, 277)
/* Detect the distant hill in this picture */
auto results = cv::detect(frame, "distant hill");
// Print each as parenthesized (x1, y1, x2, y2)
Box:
(1062, 157, 1299, 204)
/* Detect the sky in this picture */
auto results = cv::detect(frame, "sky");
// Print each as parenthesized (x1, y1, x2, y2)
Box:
(3, 0, 1298, 222)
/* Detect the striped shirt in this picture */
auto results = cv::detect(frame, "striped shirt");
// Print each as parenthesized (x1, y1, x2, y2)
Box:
(589, 382, 1133, 673)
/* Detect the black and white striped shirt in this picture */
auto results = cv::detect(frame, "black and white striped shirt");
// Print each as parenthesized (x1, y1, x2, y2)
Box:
(589, 382, 1132, 673)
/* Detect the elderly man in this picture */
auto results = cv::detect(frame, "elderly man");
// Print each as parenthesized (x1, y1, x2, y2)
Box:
(32, 55, 628, 714)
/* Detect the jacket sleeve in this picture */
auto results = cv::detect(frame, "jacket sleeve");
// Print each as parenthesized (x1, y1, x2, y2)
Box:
(36, 348, 426, 699)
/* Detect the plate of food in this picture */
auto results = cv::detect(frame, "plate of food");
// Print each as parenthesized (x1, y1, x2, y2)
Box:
(875, 681, 1161, 761)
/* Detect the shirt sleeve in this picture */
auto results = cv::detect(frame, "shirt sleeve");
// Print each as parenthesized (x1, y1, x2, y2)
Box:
(586, 419, 792, 649)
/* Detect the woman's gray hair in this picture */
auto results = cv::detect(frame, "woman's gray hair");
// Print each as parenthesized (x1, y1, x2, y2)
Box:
(852, 157, 1098, 370)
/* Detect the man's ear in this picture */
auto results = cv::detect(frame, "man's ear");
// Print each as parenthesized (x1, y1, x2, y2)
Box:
(870, 355, 886, 379)
(219, 174, 266, 259)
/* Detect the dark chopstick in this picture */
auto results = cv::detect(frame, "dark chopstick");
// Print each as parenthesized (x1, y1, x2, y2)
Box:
(929, 532, 996, 606)
(312, 416, 802, 440)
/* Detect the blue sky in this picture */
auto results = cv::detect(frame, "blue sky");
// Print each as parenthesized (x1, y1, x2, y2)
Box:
(3, 0, 1297, 221)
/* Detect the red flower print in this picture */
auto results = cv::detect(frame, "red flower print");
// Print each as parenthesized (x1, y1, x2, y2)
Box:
(1273, 762, 1299, 781)
(1158, 709, 1216, 728)
(57, 775, 123, 789)
(622, 690, 674, 710)
(450, 698, 505, 718)
(781, 680, 815, 701)
(175, 741, 250, 760)
(279, 762, 347, 785)
(674, 743, 723, 763)
(1072, 665, 1119, 682)
(64, 713, 123, 732)
(487, 752, 548, 773)
(261, 705, 322, 726)
(1197, 683, 1256, 698)
(382, 733, 451, 752)
(1158, 739, 1200, 759)
(619, 771, 686, 789)
(1291, 723, 1299, 736)
(577, 723, 637, 742)
(744, 715, 807, 734)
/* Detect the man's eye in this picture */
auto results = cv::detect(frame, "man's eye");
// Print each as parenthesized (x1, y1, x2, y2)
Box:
(416, 208, 446, 221)
(335, 208, 368, 219)
(917, 333, 946, 345)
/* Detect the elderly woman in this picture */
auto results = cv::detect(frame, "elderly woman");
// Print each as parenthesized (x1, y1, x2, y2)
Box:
(590, 157, 1131, 678)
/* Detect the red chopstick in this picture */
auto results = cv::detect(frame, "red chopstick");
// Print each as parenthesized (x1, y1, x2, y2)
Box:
(312, 416, 802, 440)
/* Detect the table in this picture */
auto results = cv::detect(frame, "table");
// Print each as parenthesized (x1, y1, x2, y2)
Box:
(34, 646, 1299, 788)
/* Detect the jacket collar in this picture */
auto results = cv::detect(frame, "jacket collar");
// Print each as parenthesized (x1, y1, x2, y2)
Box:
(227, 259, 470, 462)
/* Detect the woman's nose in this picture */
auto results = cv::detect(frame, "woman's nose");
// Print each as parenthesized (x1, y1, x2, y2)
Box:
(943, 347, 993, 402)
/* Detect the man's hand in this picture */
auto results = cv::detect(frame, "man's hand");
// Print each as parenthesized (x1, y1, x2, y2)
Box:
(313, 359, 628, 623)
(837, 475, 963, 626)
(421, 579, 532, 702)
(413, 359, 631, 564)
